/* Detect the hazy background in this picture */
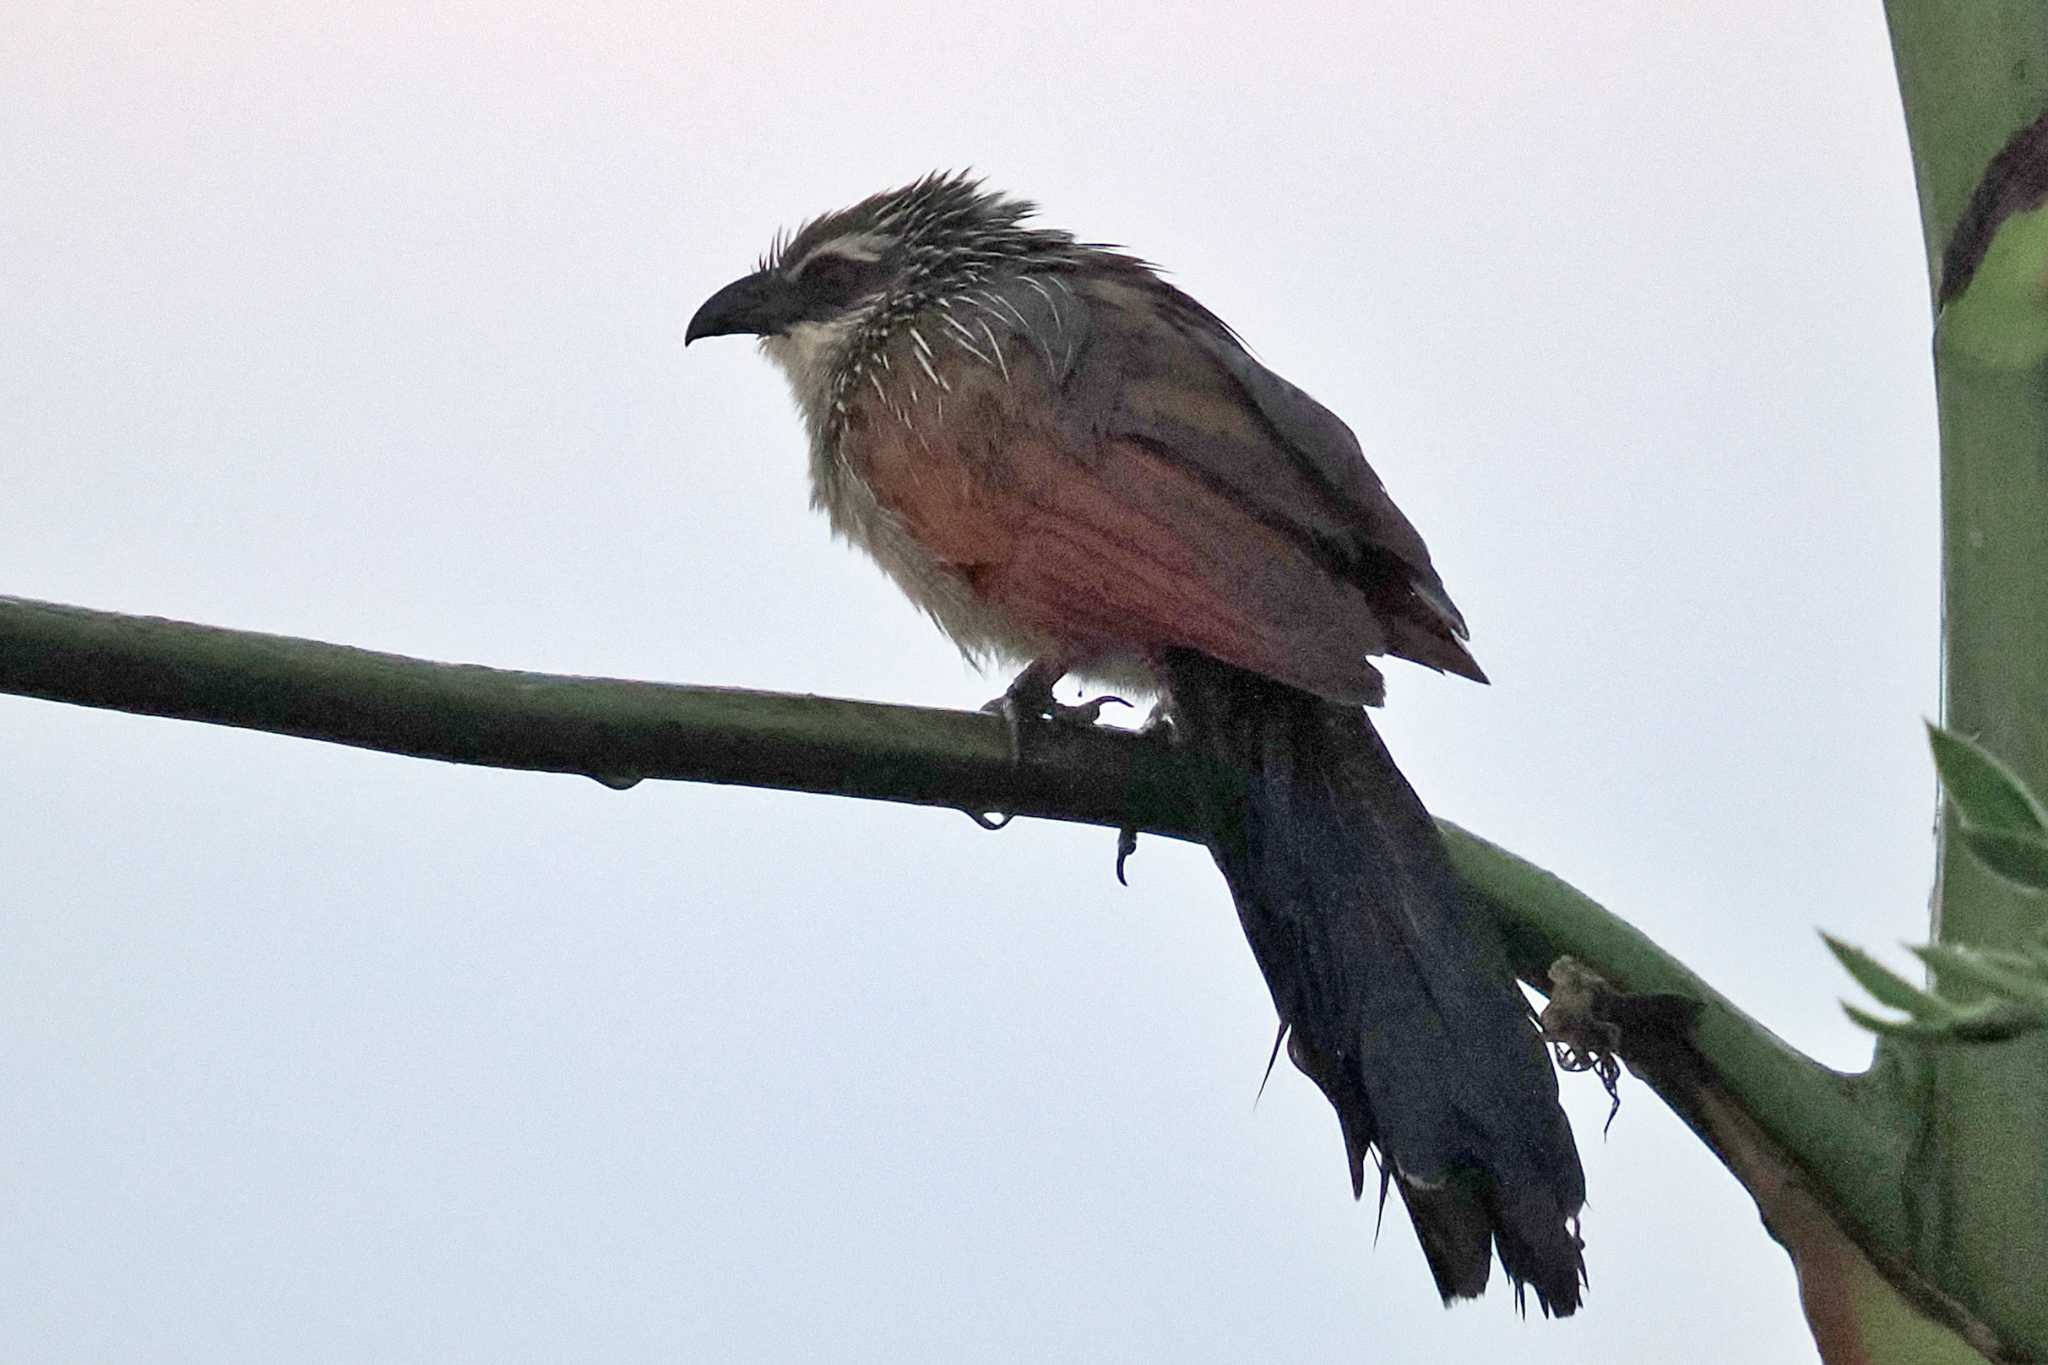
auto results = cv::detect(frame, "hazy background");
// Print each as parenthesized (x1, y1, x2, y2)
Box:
(2, 5, 1936, 1361)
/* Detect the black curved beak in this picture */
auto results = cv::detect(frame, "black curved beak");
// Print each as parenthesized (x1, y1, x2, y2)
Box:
(685, 268, 804, 344)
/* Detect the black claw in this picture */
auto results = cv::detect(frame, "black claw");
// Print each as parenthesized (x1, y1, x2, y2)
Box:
(964, 810, 1015, 831)
(982, 669, 1129, 763)
(1068, 693, 1133, 725)
(1115, 826, 1139, 884)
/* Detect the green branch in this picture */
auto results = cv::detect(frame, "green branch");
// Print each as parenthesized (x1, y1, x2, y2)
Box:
(0, 594, 1198, 837)
(1446, 830, 1909, 1249)
(0, 591, 1892, 1244)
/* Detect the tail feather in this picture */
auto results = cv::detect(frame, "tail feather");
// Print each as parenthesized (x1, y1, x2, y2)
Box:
(1161, 652, 1586, 1315)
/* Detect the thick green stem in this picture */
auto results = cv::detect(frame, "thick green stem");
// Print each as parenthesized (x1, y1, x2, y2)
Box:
(1888, 7, 2048, 296)
(1887, 5, 2048, 1353)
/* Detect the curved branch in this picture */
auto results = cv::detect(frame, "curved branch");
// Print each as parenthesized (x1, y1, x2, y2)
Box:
(1, 591, 1900, 1276)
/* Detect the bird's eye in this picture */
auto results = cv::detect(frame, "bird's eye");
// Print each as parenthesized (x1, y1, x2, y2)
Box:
(795, 252, 874, 305)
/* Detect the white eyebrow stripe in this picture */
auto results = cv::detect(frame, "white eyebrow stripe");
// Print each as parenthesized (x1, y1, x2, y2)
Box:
(787, 232, 890, 275)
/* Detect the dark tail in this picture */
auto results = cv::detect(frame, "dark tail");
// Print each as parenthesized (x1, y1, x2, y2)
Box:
(1161, 652, 1586, 1315)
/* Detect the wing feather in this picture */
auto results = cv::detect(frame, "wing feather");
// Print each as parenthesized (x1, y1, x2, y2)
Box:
(1053, 270, 1482, 675)
(849, 266, 1482, 699)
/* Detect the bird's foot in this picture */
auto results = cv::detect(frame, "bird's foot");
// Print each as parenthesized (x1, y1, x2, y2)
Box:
(979, 662, 1141, 881)
(980, 667, 1129, 760)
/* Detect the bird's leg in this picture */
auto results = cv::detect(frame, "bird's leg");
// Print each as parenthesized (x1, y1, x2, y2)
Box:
(983, 656, 1065, 727)
(981, 656, 1130, 759)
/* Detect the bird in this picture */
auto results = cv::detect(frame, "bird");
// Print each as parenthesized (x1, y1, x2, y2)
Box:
(685, 172, 1587, 1314)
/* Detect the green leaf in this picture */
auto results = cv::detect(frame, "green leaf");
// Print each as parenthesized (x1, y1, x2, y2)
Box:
(1824, 934, 1959, 1019)
(1927, 723, 2048, 833)
(1844, 1000, 2048, 1044)
(1960, 827, 2048, 892)
(1910, 941, 2048, 1006)
(1843, 1003, 1968, 1040)
(1947, 1000, 2048, 1044)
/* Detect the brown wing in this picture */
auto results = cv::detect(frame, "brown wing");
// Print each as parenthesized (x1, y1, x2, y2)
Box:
(850, 391, 1391, 701)
(843, 270, 1479, 703)
(997, 435, 1402, 703)
(1053, 270, 1484, 680)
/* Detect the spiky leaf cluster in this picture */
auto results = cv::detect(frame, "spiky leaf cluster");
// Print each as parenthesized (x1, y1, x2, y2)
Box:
(1827, 725, 2048, 1042)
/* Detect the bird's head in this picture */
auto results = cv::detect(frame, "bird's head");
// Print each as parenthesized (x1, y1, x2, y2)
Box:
(684, 171, 1077, 350)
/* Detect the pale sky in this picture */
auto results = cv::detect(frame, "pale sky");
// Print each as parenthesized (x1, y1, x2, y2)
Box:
(3, 5, 1935, 1361)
